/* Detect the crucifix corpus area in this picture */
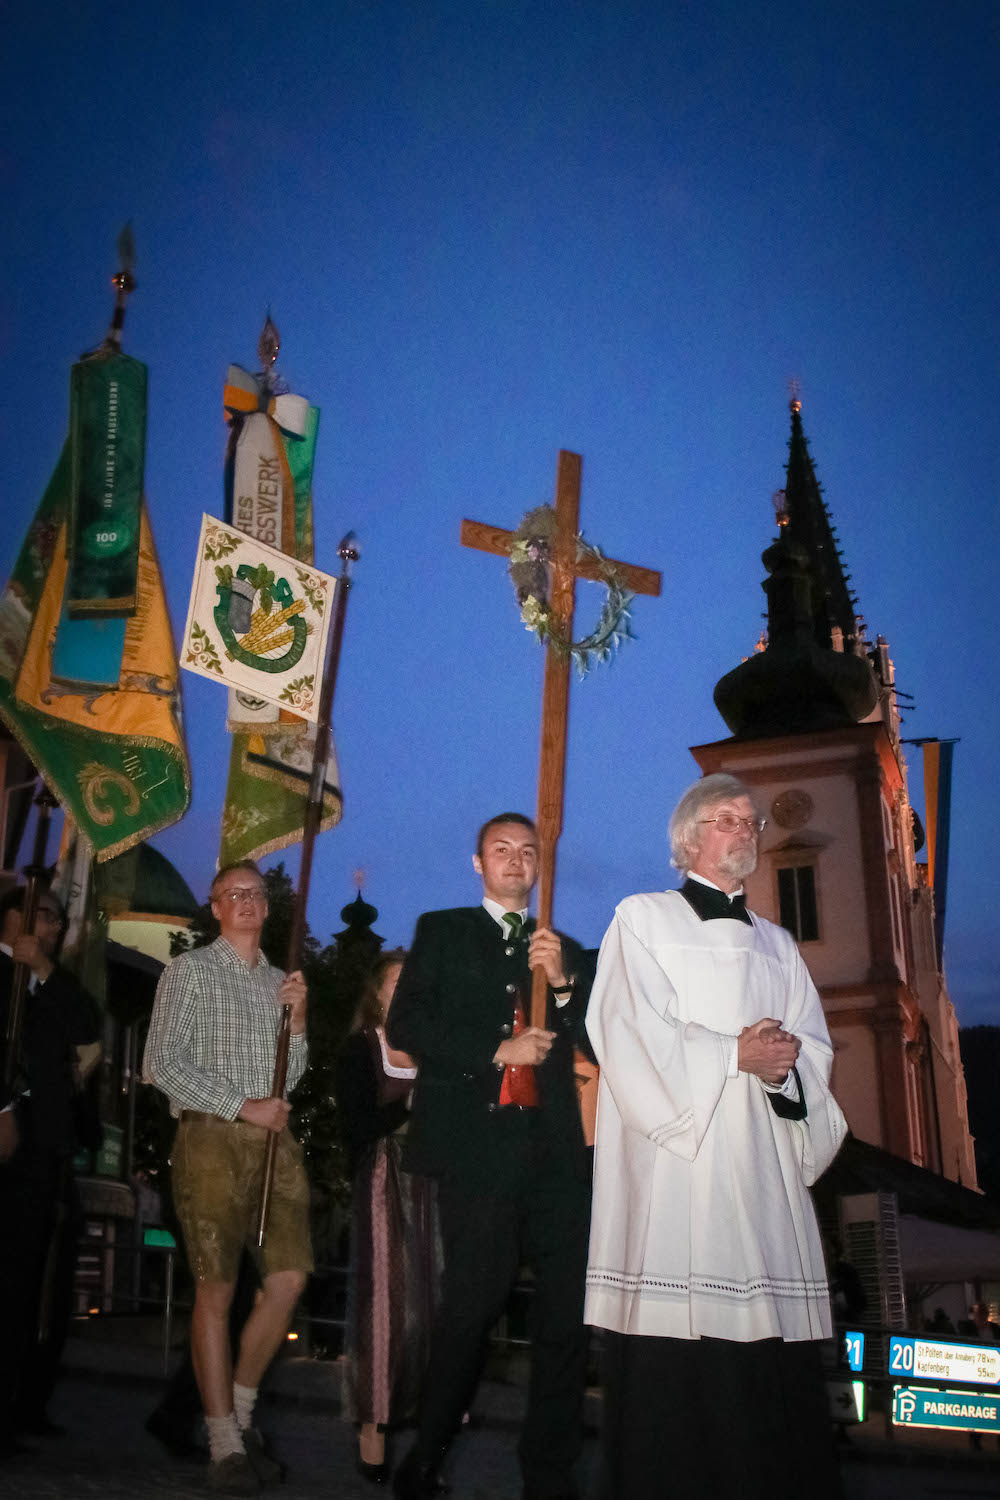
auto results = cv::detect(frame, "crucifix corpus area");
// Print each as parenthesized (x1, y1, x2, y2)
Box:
(461, 449, 661, 1026)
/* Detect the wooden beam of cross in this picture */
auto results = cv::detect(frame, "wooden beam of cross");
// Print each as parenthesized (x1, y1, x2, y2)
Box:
(461, 449, 661, 1027)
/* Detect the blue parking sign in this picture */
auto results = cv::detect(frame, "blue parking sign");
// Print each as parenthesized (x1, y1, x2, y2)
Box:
(893, 1385, 1000, 1433)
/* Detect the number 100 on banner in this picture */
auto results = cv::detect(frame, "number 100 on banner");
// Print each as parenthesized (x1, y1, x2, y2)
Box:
(889, 1335, 1000, 1386)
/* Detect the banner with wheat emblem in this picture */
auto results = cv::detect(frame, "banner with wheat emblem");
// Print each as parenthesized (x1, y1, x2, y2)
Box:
(181, 515, 335, 723)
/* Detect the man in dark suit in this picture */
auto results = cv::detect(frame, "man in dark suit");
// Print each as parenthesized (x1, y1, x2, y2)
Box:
(387, 813, 593, 1500)
(0, 886, 100, 1457)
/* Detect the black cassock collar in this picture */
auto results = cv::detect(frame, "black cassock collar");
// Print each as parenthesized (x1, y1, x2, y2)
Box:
(680, 878, 752, 926)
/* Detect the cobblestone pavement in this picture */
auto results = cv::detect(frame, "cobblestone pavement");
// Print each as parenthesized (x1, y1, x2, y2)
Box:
(0, 1364, 594, 1500)
(1, 1357, 999, 1499)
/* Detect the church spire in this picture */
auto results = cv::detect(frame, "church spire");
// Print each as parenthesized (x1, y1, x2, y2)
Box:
(711, 398, 877, 740)
(782, 397, 860, 653)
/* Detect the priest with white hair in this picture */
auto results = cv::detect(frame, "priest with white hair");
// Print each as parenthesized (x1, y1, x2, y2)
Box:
(585, 773, 847, 1500)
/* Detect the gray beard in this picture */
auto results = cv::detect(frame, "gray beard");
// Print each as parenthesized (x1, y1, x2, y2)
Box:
(717, 846, 758, 883)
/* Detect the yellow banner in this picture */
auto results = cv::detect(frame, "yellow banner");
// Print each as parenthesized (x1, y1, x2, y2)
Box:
(16, 511, 183, 751)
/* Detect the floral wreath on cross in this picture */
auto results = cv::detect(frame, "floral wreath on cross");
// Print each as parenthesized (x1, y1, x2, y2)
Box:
(507, 505, 634, 675)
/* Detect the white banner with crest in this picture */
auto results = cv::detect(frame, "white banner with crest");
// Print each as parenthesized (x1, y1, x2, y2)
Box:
(181, 515, 334, 724)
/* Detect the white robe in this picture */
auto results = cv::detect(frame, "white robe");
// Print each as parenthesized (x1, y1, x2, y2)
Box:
(585, 890, 848, 1343)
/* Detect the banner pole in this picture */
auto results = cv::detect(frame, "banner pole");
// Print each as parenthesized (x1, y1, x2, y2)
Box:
(256, 533, 358, 1248)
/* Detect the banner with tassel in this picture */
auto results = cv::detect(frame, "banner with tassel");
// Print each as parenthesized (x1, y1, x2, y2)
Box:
(218, 316, 342, 864)
(0, 229, 191, 860)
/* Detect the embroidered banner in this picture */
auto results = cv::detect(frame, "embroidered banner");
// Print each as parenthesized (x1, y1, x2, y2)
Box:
(220, 726, 342, 865)
(182, 515, 335, 723)
(67, 352, 147, 616)
(217, 338, 340, 863)
(0, 444, 190, 861)
(223, 370, 319, 728)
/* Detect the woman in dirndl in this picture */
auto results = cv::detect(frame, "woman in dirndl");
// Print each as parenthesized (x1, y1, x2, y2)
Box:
(335, 949, 440, 1485)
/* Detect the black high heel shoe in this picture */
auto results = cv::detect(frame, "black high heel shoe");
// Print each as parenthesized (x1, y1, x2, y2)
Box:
(357, 1454, 390, 1485)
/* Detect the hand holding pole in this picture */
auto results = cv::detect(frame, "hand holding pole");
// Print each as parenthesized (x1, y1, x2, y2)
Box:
(256, 534, 358, 1248)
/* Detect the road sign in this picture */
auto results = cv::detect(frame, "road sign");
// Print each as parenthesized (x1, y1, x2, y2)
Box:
(893, 1385, 1000, 1433)
(827, 1377, 865, 1423)
(95, 1123, 123, 1179)
(889, 1334, 1000, 1387)
(142, 1227, 177, 1248)
(844, 1331, 865, 1372)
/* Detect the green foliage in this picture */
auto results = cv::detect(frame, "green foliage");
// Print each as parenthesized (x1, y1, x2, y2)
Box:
(245, 562, 276, 615)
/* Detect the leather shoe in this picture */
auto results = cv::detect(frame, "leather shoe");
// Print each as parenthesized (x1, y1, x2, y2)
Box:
(243, 1427, 283, 1485)
(207, 1452, 259, 1494)
(144, 1407, 208, 1461)
(358, 1455, 390, 1484)
(393, 1449, 447, 1499)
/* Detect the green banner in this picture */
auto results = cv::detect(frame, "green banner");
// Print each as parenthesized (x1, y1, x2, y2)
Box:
(287, 404, 320, 561)
(68, 352, 147, 616)
(219, 730, 341, 865)
(0, 443, 191, 862)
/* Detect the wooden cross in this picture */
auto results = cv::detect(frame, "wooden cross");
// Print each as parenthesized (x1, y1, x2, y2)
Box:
(461, 449, 661, 1026)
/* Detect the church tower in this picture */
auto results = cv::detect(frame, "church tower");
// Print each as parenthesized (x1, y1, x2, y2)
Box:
(691, 400, 976, 1188)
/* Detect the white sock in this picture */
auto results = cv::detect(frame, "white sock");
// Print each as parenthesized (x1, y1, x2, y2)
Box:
(205, 1412, 244, 1463)
(233, 1382, 258, 1434)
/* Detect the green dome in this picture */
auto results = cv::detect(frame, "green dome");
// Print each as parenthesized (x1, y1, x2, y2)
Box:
(102, 842, 198, 920)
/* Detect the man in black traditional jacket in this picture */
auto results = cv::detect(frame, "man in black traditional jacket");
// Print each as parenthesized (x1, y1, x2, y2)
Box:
(0, 886, 99, 1457)
(387, 813, 593, 1500)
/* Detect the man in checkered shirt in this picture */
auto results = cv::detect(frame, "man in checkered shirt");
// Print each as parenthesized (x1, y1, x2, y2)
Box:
(144, 860, 310, 1494)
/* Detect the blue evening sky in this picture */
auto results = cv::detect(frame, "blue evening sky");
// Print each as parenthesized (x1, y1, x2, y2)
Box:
(3, 1, 997, 1021)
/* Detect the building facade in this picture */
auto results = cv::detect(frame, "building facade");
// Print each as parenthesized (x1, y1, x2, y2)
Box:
(695, 400, 976, 1190)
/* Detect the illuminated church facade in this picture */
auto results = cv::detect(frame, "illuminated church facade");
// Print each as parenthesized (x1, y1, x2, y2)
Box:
(690, 400, 976, 1191)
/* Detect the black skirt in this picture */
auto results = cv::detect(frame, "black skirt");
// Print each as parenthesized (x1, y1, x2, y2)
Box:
(600, 1330, 842, 1500)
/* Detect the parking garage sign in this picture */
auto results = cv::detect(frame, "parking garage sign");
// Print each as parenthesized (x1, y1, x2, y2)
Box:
(893, 1386, 1000, 1433)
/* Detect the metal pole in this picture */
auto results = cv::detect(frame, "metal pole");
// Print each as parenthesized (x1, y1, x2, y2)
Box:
(124, 1023, 138, 1181)
(162, 1248, 174, 1377)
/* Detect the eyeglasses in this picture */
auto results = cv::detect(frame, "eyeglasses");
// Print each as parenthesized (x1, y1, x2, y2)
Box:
(698, 813, 767, 835)
(217, 887, 268, 905)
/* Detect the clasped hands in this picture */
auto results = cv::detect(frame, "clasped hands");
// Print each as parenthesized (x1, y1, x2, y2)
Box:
(492, 926, 566, 1069)
(237, 970, 308, 1134)
(738, 1016, 801, 1087)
